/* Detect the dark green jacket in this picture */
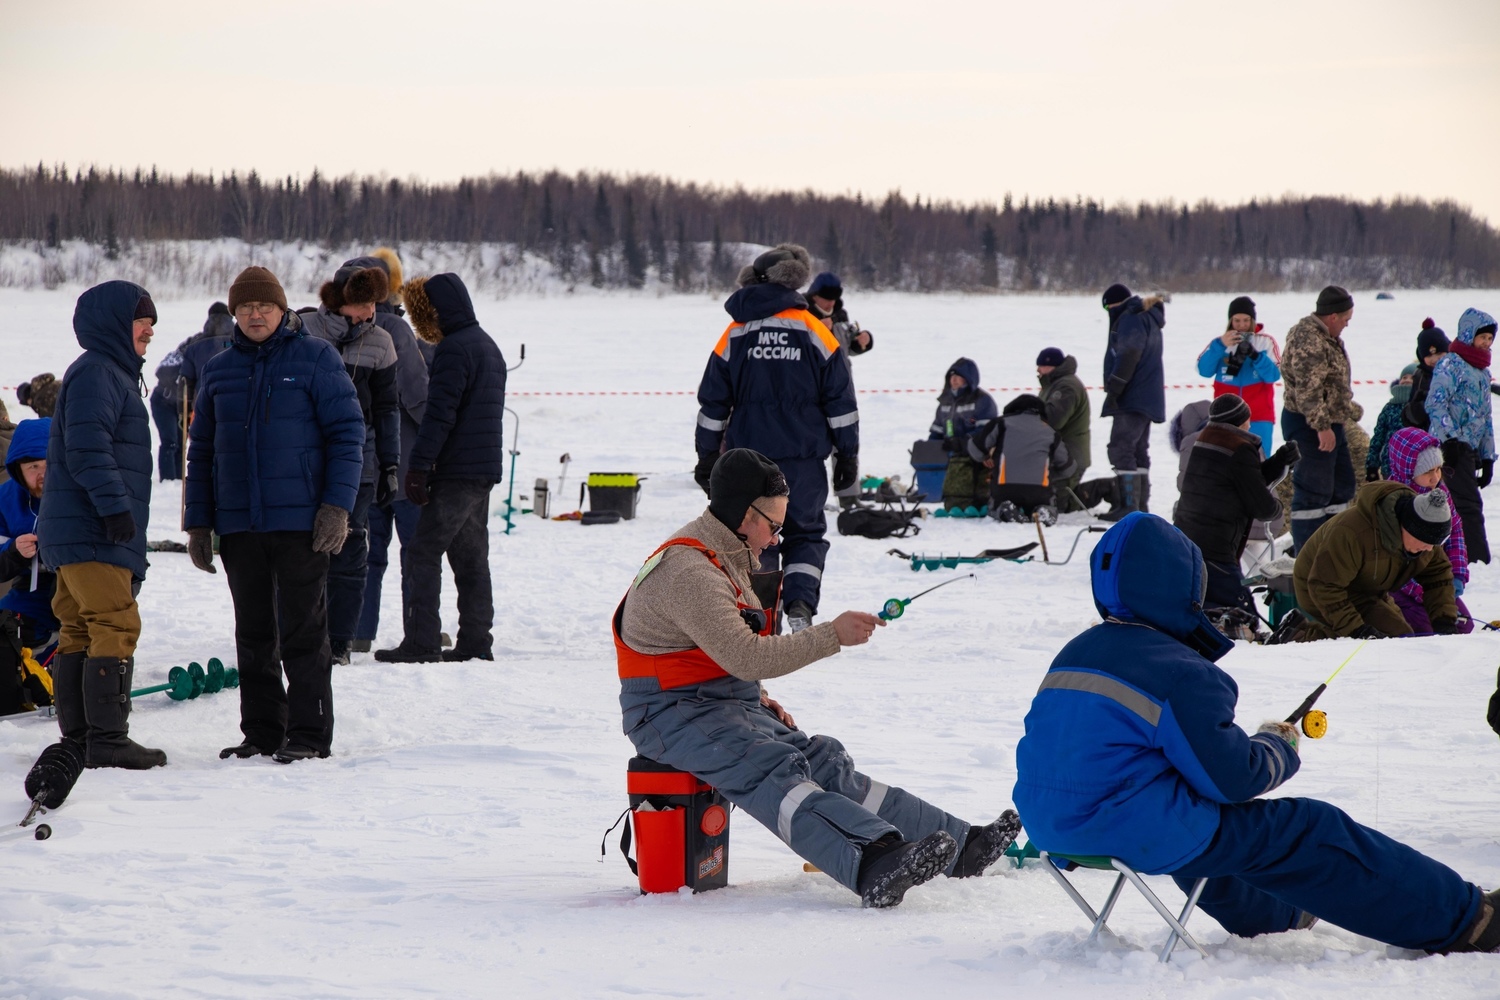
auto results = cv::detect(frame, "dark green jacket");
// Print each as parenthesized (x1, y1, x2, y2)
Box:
(1293, 481, 1455, 635)
(1039, 355, 1090, 479)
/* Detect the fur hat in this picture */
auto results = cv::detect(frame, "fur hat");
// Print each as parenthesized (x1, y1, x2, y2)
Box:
(319, 264, 390, 313)
(1397, 489, 1452, 546)
(736, 244, 811, 290)
(1208, 394, 1251, 425)
(372, 247, 404, 302)
(1036, 347, 1065, 368)
(1315, 285, 1354, 316)
(18, 373, 58, 418)
(228, 266, 288, 313)
(402, 276, 442, 344)
(1227, 295, 1256, 320)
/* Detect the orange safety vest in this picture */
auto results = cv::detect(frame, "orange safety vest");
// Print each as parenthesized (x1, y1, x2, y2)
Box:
(614, 538, 777, 690)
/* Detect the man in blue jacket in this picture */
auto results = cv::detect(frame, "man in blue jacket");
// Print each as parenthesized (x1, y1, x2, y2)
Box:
(1099, 284, 1166, 521)
(37, 281, 166, 769)
(184, 267, 366, 763)
(1014, 512, 1500, 953)
(694, 244, 858, 633)
(375, 273, 506, 664)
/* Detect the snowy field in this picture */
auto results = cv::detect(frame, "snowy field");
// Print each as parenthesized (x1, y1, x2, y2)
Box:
(4, 285, 1500, 999)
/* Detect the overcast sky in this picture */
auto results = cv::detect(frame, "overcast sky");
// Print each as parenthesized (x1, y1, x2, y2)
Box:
(5, 0, 1497, 223)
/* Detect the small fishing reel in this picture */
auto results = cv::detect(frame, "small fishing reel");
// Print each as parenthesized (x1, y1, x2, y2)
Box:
(1300, 709, 1328, 739)
(880, 599, 906, 621)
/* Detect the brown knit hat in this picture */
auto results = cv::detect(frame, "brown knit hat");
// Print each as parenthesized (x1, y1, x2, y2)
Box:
(228, 266, 288, 313)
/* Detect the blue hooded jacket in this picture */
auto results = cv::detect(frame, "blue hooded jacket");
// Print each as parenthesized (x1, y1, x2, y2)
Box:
(927, 357, 997, 443)
(1013, 512, 1300, 874)
(408, 273, 507, 483)
(184, 311, 365, 535)
(1102, 295, 1167, 422)
(695, 283, 858, 461)
(1425, 307, 1496, 460)
(36, 281, 154, 580)
(0, 419, 57, 625)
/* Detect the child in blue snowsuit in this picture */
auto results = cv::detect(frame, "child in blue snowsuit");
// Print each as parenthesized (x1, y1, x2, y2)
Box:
(1014, 512, 1500, 953)
(0, 418, 58, 663)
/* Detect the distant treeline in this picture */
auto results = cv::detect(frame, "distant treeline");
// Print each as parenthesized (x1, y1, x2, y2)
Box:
(2, 163, 1498, 292)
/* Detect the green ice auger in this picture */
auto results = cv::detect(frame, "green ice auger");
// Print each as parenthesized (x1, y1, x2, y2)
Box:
(878, 574, 976, 620)
(131, 658, 240, 702)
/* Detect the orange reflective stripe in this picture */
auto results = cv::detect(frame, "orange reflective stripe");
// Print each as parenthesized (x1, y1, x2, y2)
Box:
(778, 308, 841, 355)
(616, 538, 747, 688)
(714, 323, 738, 358)
(997, 456, 1007, 484)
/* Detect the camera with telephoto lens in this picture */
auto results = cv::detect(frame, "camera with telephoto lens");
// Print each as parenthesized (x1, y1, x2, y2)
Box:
(1223, 337, 1260, 377)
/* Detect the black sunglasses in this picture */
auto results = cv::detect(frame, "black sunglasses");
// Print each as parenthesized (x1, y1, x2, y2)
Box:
(748, 502, 784, 536)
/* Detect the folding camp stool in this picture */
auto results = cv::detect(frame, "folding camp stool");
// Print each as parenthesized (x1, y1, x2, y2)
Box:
(1037, 850, 1209, 963)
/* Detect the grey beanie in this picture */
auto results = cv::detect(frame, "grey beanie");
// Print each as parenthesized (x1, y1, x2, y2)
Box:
(1397, 489, 1452, 545)
(1412, 446, 1444, 481)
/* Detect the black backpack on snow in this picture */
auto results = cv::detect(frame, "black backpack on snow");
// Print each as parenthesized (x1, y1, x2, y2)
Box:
(837, 505, 921, 540)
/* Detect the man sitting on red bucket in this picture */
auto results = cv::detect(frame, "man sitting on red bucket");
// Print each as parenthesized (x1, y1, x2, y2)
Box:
(615, 447, 1020, 907)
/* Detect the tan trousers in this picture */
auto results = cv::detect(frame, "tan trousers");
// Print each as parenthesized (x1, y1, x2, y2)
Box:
(52, 562, 140, 658)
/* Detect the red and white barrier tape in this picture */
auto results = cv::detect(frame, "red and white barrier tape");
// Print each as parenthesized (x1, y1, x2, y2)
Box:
(508, 379, 1393, 398)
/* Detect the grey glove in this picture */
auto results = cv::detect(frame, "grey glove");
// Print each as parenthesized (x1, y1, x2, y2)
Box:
(187, 528, 216, 574)
(310, 503, 350, 554)
(1257, 720, 1299, 753)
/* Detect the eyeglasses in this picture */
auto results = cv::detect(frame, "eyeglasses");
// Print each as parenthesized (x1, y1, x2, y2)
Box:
(234, 302, 281, 317)
(749, 502, 783, 537)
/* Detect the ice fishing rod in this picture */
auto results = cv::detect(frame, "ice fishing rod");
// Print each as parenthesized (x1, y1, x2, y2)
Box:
(878, 573, 975, 620)
(1284, 640, 1367, 739)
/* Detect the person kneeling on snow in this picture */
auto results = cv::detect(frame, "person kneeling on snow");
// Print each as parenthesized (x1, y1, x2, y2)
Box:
(1172, 395, 1297, 621)
(967, 393, 1076, 523)
(1276, 482, 1457, 643)
(616, 448, 1020, 907)
(1014, 512, 1500, 954)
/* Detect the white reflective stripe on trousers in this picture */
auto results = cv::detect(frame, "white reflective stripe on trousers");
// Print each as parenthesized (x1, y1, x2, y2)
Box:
(777, 781, 821, 842)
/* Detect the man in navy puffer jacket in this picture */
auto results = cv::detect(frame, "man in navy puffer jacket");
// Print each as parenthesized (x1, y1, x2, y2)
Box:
(37, 280, 166, 769)
(1014, 512, 1500, 953)
(375, 272, 506, 664)
(694, 244, 858, 632)
(1098, 284, 1166, 520)
(185, 267, 365, 763)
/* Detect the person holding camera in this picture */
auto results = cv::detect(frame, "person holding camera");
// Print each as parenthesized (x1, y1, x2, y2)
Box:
(1196, 296, 1281, 458)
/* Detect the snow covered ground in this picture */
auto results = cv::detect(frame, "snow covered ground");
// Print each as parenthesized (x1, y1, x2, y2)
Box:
(3, 284, 1500, 999)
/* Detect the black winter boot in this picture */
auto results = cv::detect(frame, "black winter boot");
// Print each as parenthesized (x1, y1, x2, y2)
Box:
(83, 656, 167, 769)
(857, 830, 958, 908)
(1097, 471, 1143, 522)
(1443, 887, 1500, 953)
(50, 650, 88, 743)
(1138, 473, 1152, 514)
(950, 809, 1022, 878)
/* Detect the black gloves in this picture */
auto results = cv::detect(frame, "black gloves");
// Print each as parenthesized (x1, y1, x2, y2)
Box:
(833, 454, 859, 493)
(1349, 624, 1386, 640)
(101, 511, 136, 543)
(1431, 617, 1460, 635)
(693, 452, 718, 496)
(375, 465, 399, 508)
(1262, 441, 1301, 485)
(405, 469, 431, 506)
(187, 528, 216, 574)
(1479, 459, 1494, 489)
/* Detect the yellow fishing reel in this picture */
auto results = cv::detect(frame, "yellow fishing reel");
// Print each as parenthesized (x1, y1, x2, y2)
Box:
(1300, 709, 1328, 739)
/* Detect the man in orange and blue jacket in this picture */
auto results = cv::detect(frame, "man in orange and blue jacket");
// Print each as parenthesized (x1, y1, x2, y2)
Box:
(694, 244, 858, 633)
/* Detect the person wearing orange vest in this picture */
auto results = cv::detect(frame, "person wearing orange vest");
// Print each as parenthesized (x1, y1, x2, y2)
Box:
(617, 448, 1020, 907)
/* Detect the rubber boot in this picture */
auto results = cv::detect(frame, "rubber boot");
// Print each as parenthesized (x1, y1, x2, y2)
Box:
(50, 650, 88, 743)
(83, 656, 167, 769)
(1139, 473, 1152, 514)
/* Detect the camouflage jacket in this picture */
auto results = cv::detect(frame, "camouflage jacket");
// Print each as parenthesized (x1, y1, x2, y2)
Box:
(1280, 315, 1363, 431)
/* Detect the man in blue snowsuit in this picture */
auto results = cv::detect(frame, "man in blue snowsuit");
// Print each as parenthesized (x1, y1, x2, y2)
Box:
(694, 244, 857, 633)
(1013, 512, 1500, 953)
(618, 448, 1020, 907)
(1099, 283, 1166, 520)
